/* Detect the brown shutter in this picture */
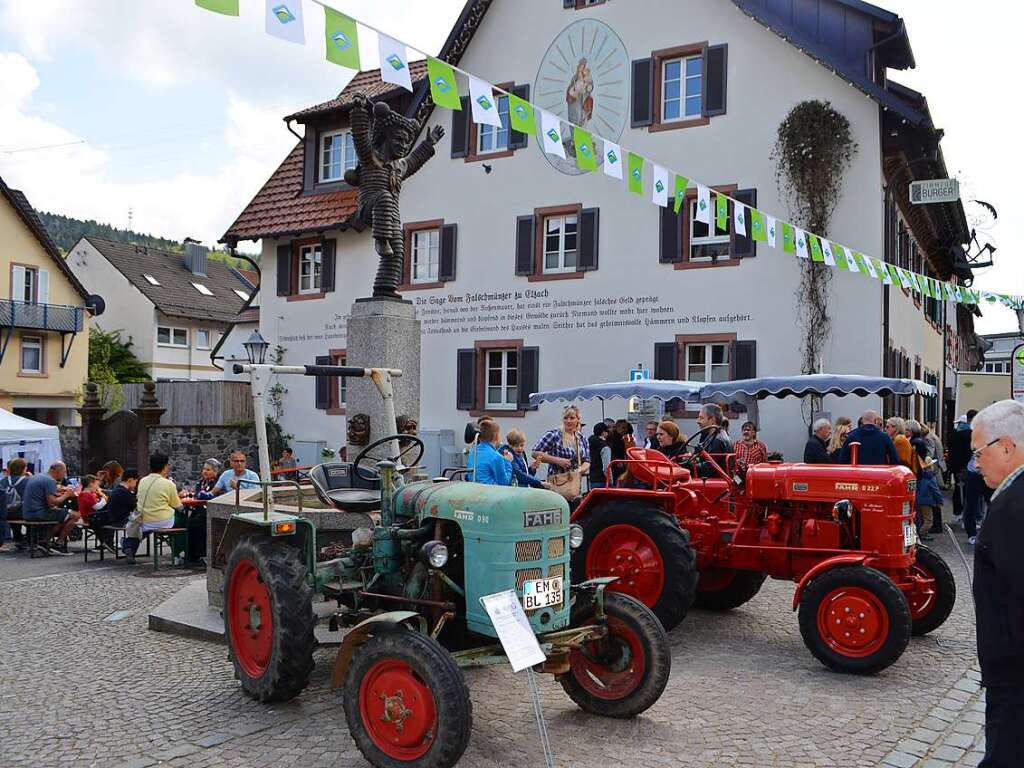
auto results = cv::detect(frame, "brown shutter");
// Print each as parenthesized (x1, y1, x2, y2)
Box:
(659, 207, 683, 263)
(731, 188, 757, 258)
(515, 215, 536, 276)
(456, 349, 477, 410)
(321, 238, 337, 292)
(315, 355, 331, 409)
(276, 243, 293, 296)
(703, 44, 728, 117)
(303, 134, 316, 193)
(451, 96, 470, 158)
(631, 57, 654, 128)
(439, 223, 457, 282)
(734, 340, 757, 380)
(578, 207, 599, 271)
(508, 84, 530, 150)
(654, 342, 678, 380)
(518, 347, 540, 410)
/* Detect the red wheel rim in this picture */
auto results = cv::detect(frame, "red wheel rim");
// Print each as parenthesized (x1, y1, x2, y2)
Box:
(906, 562, 937, 620)
(226, 558, 274, 678)
(359, 659, 437, 760)
(697, 568, 737, 593)
(585, 525, 665, 607)
(570, 615, 647, 700)
(815, 586, 890, 658)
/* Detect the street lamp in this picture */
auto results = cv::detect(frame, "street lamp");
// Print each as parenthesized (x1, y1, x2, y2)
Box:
(243, 330, 270, 365)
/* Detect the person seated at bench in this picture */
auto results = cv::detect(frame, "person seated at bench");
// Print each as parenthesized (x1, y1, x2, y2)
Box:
(213, 451, 260, 496)
(77, 474, 109, 546)
(21, 461, 79, 555)
(85, 470, 138, 552)
(123, 453, 182, 564)
(1, 458, 31, 551)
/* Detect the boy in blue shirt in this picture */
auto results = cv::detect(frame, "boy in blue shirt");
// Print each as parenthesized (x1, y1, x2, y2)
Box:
(467, 420, 513, 486)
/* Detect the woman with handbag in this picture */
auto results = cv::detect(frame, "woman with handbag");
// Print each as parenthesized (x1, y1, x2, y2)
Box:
(532, 406, 590, 501)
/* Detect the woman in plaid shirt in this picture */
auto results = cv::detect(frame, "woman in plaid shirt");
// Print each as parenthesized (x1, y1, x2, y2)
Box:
(532, 406, 591, 479)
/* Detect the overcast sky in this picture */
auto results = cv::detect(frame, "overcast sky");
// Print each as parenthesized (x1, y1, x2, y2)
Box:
(0, 0, 1019, 332)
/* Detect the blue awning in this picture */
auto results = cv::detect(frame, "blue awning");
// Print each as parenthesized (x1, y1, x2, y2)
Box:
(528, 379, 704, 406)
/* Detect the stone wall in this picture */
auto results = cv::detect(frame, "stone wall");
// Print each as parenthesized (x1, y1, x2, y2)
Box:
(149, 425, 258, 484)
(59, 426, 82, 476)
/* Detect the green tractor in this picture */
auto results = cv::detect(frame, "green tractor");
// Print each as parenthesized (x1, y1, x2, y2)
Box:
(217, 363, 671, 768)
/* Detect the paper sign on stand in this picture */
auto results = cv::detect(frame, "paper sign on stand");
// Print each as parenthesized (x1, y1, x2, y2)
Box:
(479, 590, 547, 672)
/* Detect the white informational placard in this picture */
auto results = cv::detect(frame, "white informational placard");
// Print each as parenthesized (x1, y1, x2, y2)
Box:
(1012, 343, 1024, 404)
(479, 589, 547, 672)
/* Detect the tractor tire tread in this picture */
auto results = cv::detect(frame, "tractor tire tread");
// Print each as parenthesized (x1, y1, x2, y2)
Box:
(910, 544, 957, 636)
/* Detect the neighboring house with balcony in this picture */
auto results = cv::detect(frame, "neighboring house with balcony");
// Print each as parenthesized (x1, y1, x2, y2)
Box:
(68, 236, 254, 381)
(0, 177, 92, 425)
(980, 331, 1022, 374)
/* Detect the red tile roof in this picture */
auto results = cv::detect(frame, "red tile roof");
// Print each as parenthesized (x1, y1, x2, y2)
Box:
(221, 143, 358, 243)
(285, 60, 428, 122)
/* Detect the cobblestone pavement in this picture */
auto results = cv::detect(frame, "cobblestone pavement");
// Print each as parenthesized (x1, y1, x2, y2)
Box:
(0, 518, 981, 768)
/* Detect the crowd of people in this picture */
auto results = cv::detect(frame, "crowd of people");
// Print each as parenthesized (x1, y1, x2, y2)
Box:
(0, 448, 267, 563)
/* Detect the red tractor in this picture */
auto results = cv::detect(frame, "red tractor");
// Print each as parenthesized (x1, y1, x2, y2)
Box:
(571, 428, 956, 674)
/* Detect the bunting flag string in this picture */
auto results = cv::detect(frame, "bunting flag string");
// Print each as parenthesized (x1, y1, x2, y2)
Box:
(194, 0, 1021, 308)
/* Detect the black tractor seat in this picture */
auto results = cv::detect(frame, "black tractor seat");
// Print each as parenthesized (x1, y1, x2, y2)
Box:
(309, 462, 382, 514)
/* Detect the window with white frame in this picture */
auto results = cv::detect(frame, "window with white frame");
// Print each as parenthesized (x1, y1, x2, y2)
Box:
(485, 349, 518, 410)
(689, 198, 730, 261)
(298, 244, 323, 294)
(10, 265, 42, 303)
(157, 326, 188, 347)
(333, 352, 347, 407)
(319, 130, 357, 183)
(20, 335, 42, 373)
(542, 214, 578, 273)
(196, 329, 213, 350)
(411, 228, 440, 284)
(476, 94, 510, 154)
(685, 342, 730, 382)
(984, 361, 1009, 374)
(662, 56, 702, 122)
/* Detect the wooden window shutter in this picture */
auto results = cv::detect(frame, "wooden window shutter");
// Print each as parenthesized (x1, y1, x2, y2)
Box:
(456, 349, 477, 410)
(659, 206, 683, 263)
(731, 188, 757, 258)
(37, 269, 49, 305)
(703, 44, 728, 117)
(631, 58, 654, 128)
(315, 354, 331, 409)
(578, 207, 599, 271)
(508, 84, 530, 150)
(321, 238, 337, 292)
(276, 243, 293, 296)
(451, 96, 471, 158)
(439, 223, 458, 282)
(515, 215, 536, 276)
(654, 342, 678, 380)
(518, 347, 540, 410)
(733, 340, 757, 380)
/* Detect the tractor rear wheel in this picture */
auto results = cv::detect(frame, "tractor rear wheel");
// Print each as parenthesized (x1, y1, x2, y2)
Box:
(693, 568, 767, 611)
(560, 591, 671, 718)
(224, 535, 315, 702)
(798, 565, 911, 675)
(344, 628, 471, 768)
(907, 544, 956, 636)
(573, 500, 698, 631)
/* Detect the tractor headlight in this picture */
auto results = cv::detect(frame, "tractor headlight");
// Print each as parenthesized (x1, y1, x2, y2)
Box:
(420, 540, 449, 568)
(569, 524, 585, 549)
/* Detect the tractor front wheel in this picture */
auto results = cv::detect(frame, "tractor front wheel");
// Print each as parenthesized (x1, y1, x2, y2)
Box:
(693, 568, 767, 611)
(798, 565, 911, 675)
(573, 500, 698, 631)
(224, 535, 315, 702)
(906, 544, 956, 636)
(561, 591, 671, 718)
(344, 628, 471, 768)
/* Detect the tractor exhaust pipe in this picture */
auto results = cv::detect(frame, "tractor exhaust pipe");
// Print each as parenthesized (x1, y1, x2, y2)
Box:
(849, 441, 860, 466)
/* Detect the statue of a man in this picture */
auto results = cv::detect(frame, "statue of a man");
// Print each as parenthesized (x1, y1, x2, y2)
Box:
(345, 93, 445, 298)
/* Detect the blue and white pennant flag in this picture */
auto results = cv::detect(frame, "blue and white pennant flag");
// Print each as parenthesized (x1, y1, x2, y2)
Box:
(651, 165, 669, 207)
(602, 140, 623, 179)
(378, 34, 413, 91)
(469, 76, 503, 127)
(540, 110, 565, 159)
(266, 0, 305, 45)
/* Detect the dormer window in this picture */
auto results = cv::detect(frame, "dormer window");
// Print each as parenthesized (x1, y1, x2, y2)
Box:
(320, 129, 357, 183)
(192, 282, 214, 296)
(143, 274, 160, 285)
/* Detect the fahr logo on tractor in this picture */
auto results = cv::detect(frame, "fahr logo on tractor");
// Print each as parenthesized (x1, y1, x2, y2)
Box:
(570, 426, 956, 675)
(213, 363, 673, 768)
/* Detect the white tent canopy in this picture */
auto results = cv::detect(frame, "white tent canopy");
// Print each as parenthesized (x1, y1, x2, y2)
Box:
(0, 407, 63, 472)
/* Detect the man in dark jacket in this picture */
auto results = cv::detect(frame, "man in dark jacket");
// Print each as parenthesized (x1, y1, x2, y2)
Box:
(588, 423, 612, 488)
(948, 409, 977, 523)
(803, 418, 832, 464)
(970, 400, 1024, 767)
(839, 409, 899, 465)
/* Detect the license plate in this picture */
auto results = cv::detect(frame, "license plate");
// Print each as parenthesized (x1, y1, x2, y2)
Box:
(522, 577, 564, 610)
(903, 522, 918, 548)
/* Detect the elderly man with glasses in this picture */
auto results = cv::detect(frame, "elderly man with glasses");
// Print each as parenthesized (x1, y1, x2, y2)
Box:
(213, 451, 261, 496)
(969, 399, 1024, 768)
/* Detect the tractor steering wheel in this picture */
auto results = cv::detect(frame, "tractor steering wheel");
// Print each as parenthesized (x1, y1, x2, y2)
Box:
(353, 433, 425, 482)
(675, 425, 720, 470)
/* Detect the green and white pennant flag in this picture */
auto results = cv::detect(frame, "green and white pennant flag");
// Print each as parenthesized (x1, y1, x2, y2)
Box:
(324, 7, 360, 69)
(715, 193, 728, 232)
(574, 127, 597, 172)
(765, 215, 777, 247)
(750, 209, 767, 242)
(509, 93, 535, 135)
(651, 164, 669, 206)
(469, 76, 502, 127)
(196, 0, 239, 15)
(808, 234, 825, 262)
(820, 239, 837, 266)
(696, 185, 712, 225)
(875, 259, 892, 285)
(603, 141, 623, 180)
(780, 222, 796, 253)
(854, 251, 874, 277)
(627, 153, 644, 195)
(379, 34, 413, 91)
(673, 175, 689, 214)
(427, 57, 461, 110)
(795, 228, 810, 259)
(266, 0, 304, 44)
(540, 110, 565, 159)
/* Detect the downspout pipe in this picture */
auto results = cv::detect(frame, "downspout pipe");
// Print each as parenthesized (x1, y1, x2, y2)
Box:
(209, 242, 261, 371)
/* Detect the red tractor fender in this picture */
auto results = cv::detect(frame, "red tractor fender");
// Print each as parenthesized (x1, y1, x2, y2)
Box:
(571, 486, 682, 523)
(791, 554, 870, 611)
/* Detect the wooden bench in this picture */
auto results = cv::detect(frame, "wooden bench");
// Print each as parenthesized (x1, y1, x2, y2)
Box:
(149, 527, 187, 571)
(6, 519, 66, 558)
(81, 525, 149, 563)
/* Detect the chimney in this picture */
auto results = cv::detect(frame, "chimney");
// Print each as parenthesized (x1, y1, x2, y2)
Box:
(184, 240, 208, 277)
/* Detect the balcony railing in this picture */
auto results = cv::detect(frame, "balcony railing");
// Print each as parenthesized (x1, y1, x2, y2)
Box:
(0, 299, 84, 332)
